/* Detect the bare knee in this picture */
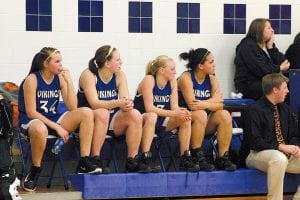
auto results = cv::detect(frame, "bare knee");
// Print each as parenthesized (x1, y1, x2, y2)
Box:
(94, 108, 110, 125)
(143, 112, 157, 126)
(126, 109, 143, 124)
(78, 107, 94, 121)
(179, 120, 191, 129)
(28, 121, 48, 141)
(217, 110, 232, 125)
(192, 110, 207, 125)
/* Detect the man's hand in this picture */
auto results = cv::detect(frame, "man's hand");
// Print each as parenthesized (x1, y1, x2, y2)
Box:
(279, 144, 300, 158)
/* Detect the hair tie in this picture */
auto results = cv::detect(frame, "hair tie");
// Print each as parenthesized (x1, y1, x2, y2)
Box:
(93, 59, 99, 68)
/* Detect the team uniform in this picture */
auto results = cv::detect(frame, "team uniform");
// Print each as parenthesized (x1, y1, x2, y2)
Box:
(77, 73, 119, 130)
(18, 71, 66, 135)
(178, 71, 211, 111)
(190, 72, 211, 100)
(134, 75, 171, 133)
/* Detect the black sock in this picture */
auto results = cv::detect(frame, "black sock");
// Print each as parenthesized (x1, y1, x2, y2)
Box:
(190, 148, 201, 156)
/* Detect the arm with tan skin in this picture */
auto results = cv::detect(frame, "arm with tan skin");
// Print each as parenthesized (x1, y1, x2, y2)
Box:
(79, 69, 123, 110)
(24, 74, 69, 141)
(207, 75, 224, 107)
(178, 73, 223, 111)
(115, 71, 134, 112)
(59, 67, 77, 111)
(169, 79, 192, 121)
(141, 75, 190, 120)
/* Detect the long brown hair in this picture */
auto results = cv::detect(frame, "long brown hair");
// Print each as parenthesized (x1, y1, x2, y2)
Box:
(246, 18, 270, 43)
(88, 45, 116, 75)
(28, 47, 60, 75)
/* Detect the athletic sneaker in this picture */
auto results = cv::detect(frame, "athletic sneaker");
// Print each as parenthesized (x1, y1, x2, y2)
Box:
(91, 156, 111, 174)
(179, 150, 200, 172)
(76, 156, 102, 174)
(1, 173, 22, 200)
(22, 166, 41, 192)
(215, 151, 237, 171)
(125, 156, 152, 173)
(191, 148, 215, 171)
(9, 177, 22, 200)
(140, 151, 161, 172)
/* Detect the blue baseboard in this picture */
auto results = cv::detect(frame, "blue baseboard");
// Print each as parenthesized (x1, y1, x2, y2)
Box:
(69, 169, 300, 199)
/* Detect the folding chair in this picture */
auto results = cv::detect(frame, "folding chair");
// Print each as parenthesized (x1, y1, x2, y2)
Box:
(16, 129, 70, 190)
(153, 131, 178, 172)
(232, 118, 243, 141)
(101, 134, 119, 173)
(73, 131, 119, 173)
(209, 118, 244, 159)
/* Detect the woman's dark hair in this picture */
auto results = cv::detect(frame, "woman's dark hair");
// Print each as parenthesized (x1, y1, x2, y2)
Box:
(246, 18, 270, 43)
(28, 47, 59, 75)
(88, 45, 117, 75)
(294, 32, 300, 44)
(179, 48, 210, 71)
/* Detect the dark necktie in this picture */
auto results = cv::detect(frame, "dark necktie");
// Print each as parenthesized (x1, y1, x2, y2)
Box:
(273, 105, 285, 144)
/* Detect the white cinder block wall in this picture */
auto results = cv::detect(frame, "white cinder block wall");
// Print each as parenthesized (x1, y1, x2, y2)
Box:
(1, 0, 300, 97)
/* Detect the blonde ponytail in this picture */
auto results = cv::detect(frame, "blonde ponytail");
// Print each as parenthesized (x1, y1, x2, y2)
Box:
(145, 55, 173, 75)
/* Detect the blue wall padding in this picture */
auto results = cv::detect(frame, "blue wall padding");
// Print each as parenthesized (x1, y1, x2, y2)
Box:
(69, 170, 300, 199)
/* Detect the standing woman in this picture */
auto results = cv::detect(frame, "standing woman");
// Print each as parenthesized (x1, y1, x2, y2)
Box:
(77, 45, 152, 173)
(178, 48, 236, 171)
(18, 47, 101, 192)
(134, 55, 200, 172)
(234, 18, 290, 100)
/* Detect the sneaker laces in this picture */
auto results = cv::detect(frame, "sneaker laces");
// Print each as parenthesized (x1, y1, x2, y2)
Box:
(25, 167, 41, 183)
(82, 156, 98, 171)
(193, 151, 209, 163)
(126, 157, 139, 171)
(217, 152, 236, 170)
(92, 157, 111, 173)
(223, 155, 235, 167)
(92, 156, 103, 166)
(183, 155, 196, 168)
(141, 152, 152, 165)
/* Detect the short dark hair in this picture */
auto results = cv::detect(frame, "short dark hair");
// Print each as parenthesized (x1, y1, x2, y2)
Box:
(262, 73, 288, 95)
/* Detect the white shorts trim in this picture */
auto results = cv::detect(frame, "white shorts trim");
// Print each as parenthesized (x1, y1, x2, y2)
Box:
(57, 111, 68, 124)
(20, 119, 40, 130)
(108, 110, 122, 131)
(162, 117, 169, 127)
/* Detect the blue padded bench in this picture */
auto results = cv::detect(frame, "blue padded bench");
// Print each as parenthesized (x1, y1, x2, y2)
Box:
(69, 169, 300, 199)
(64, 99, 300, 199)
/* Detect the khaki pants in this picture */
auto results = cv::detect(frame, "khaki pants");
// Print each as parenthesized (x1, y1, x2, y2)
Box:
(246, 150, 300, 200)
